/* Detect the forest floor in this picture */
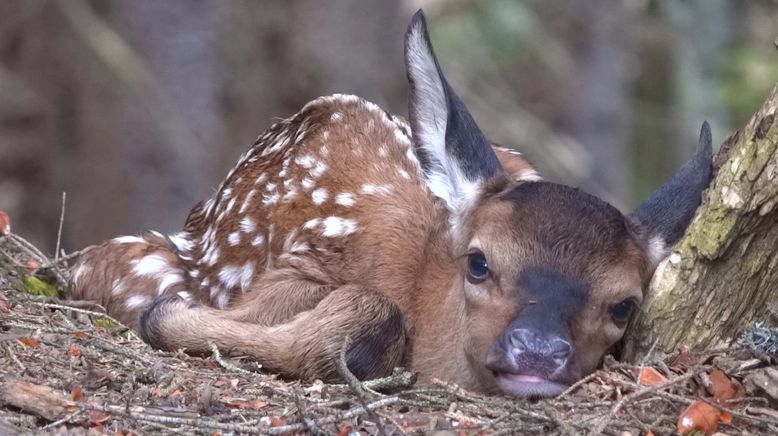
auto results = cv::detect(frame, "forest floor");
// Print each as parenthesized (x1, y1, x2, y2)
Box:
(1, 232, 777, 436)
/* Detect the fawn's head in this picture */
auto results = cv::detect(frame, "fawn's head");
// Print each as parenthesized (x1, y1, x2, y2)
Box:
(405, 11, 712, 397)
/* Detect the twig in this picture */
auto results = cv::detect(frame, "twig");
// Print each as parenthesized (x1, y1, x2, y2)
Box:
(336, 336, 388, 436)
(4, 344, 26, 372)
(590, 370, 698, 434)
(208, 341, 255, 374)
(555, 370, 602, 399)
(55, 192, 66, 261)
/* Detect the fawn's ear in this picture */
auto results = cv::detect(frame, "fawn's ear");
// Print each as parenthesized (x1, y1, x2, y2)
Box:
(632, 121, 714, 267)
(405, 10, 506, 224)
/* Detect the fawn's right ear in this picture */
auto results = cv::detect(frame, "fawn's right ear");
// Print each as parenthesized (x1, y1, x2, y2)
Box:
(405, 10, 506, 222)
(632, 121, 714, 267)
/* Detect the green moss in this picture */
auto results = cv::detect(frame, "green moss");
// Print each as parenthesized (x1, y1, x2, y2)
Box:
(21, 275, 60, 297)
(94, 318, 120, 329)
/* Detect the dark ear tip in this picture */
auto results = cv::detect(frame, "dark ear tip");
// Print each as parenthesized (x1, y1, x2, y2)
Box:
(406, 9, 428, 41)
(699, 120, 713, 154)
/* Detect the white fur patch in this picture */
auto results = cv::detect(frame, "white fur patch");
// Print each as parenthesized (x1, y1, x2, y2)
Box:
(167, 232, 193, 252)
(113, 235, 145, 244)
(239, 262, 254, 291)
(335, 192, 356, 207)
(310, 161, 328, 178)
(218, 265, 243, 289)
(125, 295, 149, 309)
(228, 232, 241, 246)
(301, 177, 315, 191)
(251, 235, 265, 246)
(132, 255, 171, 277)
(361, 183, 393, 196)
(240, 217, 256, 233)
(321, 217, 358, 237)
(312, 188, 328, 205)
(158, 272, 183, 295)
(647, 235, 669, 267)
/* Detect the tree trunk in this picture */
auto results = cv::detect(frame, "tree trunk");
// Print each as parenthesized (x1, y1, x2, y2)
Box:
(623, 82, 778, 360)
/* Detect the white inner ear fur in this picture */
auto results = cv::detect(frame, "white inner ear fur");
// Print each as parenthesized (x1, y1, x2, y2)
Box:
(406, 21, 483, 229)
(646, 235, 669, 268)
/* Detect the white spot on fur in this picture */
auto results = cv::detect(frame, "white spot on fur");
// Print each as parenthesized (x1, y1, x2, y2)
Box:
(72, 264, 91, 284)
(399, 169, 411, 180)
(111, 279, 125, 295)
(321, 216, 358, 237)
(168, 232, 193, 252)
(113, 235, 145, 244)
(216, 292, 230, 309)
(304, 218, 321, 229)
(331, 112, 342, 122)
(378, 146, 388, 157)
(240, 262, 254, 291)
(361, 183, 393, 196)
(240, 217, 256, 233)
(228, 232, 241, 246)
(310, 161, 328, 178)
(265, 182, 277, 192)
(335, 192, 356, 207)
(158, 272, 183, 295)
(262, 193, 280, 206)
(204, 247, 220, 266)
(251, 234, 265, 246)
(312, 188, 328, 205)
(132, 255, 170, 277)
(319, 145, 329, 157)
(218, 265, 243, 289)
(301, 177, 315, 191)
(125, 295, 148, 309)
(240, 190, 257, 213)
(295, 155, 316, 169)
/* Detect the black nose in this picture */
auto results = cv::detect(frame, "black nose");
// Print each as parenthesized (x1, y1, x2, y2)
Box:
(508, 328, 572, 370)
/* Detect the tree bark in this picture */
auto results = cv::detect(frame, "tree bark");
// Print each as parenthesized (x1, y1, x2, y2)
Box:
(624, 82, 778, 360)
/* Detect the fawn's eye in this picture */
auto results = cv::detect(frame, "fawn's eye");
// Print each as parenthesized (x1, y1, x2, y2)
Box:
(610, 298, 637, 327)
(466, 251, 490, 284)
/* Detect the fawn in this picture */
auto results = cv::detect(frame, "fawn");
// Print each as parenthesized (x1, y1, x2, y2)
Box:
(71, 11, 712, 397)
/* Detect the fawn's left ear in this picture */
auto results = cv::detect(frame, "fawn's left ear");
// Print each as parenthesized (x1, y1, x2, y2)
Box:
(632, 121, 714, 267)
(405, 10, 506, 222)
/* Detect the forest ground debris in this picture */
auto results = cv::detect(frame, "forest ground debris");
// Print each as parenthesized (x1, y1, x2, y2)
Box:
(0, 231, 776, 435)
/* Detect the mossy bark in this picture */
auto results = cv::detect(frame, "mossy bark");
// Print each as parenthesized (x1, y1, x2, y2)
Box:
(623, 83, 778, 360)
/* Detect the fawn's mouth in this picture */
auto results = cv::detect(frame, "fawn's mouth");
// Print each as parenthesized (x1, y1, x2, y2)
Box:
(493, 372, 568, 398)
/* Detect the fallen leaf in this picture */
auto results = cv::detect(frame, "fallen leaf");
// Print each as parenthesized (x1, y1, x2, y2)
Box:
(73, 332, 89, 340)
(70, 386, 84, 402)
(336, 425, 351, 436)
(88, 410, 111, 426)
(0, 211, 10, 235)
(637, 367, 668, 385)
(709, 369, 742, 405)
(0, 298, 11, 311)
(646, 431, 654, 436)
(678, 401, 720, 435)
(719, 411, 732, 425)
(18, 337, 40, 348)
(67, 344, 81, 357)
(248, 399, 268, 410)
(669, 346, 693, 370)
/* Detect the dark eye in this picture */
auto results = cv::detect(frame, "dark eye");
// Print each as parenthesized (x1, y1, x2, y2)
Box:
(610, 299, 637, 327)
(466, 252, 490, 284)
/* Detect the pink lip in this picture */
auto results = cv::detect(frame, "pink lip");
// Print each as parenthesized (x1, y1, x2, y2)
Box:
(494, 373, 568, 397)
(507, 374, 546, 384)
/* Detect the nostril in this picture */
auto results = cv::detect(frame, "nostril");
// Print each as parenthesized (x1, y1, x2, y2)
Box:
(550, 339, 572, 364)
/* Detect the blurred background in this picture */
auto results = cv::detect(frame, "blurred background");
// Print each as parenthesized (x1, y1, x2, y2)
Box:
(0, 0, 776, 253)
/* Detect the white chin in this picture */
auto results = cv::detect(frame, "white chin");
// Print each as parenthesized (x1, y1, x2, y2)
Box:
(494, 373, 568, 398)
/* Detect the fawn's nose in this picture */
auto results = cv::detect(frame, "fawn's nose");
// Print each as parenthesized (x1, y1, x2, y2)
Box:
(508, 328, 572, 371)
